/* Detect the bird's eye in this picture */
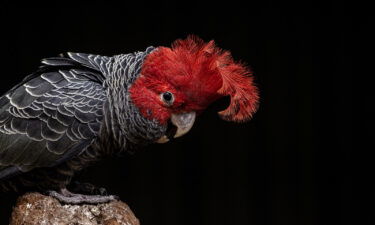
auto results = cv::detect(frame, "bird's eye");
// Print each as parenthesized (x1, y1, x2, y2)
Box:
(161, 92, 174, 105)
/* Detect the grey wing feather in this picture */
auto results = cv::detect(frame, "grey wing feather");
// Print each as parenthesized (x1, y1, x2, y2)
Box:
(0, 53, 109, 180)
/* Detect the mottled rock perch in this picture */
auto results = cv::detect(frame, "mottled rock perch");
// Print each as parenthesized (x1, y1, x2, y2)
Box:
(10, 193, 140, 225)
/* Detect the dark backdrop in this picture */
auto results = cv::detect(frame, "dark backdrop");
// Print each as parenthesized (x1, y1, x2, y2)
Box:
(0, 1, 362, 225)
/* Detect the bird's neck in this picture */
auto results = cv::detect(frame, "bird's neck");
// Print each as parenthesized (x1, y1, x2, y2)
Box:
(99, 47, 166, 153)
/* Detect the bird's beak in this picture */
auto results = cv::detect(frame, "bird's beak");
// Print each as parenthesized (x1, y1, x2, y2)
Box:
(156, 112, 196, 143)
(171, 112, 196, 138)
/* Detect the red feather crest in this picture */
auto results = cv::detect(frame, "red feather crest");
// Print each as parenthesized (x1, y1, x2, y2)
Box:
(142, 35, 259, 122)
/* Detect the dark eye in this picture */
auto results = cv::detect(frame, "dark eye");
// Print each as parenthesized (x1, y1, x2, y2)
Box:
(161, 91, 174, 105)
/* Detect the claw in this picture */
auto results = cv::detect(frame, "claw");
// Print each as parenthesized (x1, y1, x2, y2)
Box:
(47, 188, 117, 204)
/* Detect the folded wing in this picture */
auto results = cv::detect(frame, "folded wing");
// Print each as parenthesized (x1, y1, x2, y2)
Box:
(0, 53, 108, 180)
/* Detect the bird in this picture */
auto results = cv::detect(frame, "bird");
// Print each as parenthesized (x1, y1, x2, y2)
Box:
(0, 35, 259, 204)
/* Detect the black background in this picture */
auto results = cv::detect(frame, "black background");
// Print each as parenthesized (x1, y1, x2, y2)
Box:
(0, 1, 366, 225)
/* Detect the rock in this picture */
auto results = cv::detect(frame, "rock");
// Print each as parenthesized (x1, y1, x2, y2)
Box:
(10, 192, 140, 225)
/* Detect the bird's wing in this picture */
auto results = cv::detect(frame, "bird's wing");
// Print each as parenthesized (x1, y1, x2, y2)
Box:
(0, 53, 108, 180)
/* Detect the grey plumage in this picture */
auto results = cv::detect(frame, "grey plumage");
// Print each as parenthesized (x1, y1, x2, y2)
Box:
(0, 47, 166, 191)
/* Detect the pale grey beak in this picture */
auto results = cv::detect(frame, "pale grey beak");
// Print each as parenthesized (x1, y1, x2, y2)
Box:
(156, 112, 196, 143)
(171, 112, 196, 138)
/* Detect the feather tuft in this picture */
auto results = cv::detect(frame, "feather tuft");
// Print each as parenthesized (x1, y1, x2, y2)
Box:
(140, 35, 259, 122)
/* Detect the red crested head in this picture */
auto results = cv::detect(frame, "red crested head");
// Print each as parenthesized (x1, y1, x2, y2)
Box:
(129, 35, 259, 128)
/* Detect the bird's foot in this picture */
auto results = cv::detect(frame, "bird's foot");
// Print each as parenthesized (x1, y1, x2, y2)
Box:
(47, 188, 118, 204)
